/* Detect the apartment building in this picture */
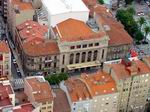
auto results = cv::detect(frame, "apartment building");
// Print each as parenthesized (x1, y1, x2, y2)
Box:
(7, 0, 35, 42)
(16, 20, 60, 76)
(60, 71, 119, 112)
(0, 79, 15, 110)
(94, 5, 133, 61)
(81, 71, 119, 112)
(52, 18, 109, 73)
(24, 76, 54, 112)
(0, 41, 11, 78)
(103, 58, 150, 112)
(60, 78, 93, 112)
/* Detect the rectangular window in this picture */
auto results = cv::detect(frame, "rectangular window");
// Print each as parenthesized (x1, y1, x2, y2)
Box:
(0, 54, 3, 61)
(89, 43, 93, 47)
(70, 46, 75, 49)
(95, 43, 99, 46)
(102, 49, 105, 59)
(77, 45, 81, 49)
(62, 55, 65, 64)
(54, 62, 57, 68)
(83, 44, 87, 48)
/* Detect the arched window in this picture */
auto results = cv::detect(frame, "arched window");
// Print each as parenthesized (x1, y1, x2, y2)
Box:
(81, 52, 86, 63)
(93, 50, 98, 61)
(87, 51, 92, 62)
(69, 54, 74, 64)
(75, 53, 80, 63)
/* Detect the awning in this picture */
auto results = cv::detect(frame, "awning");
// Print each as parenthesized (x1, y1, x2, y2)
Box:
(67, 61, 101, 70)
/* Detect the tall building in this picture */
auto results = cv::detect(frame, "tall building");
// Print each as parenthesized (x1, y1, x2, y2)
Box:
(104, 58, 150, 112)
(24, 76, 54, 112)
(52, 18, 109, 73)
(16, 20, 60, 76)
(0, 41, 11, 77)
(60, 71, 119, 112)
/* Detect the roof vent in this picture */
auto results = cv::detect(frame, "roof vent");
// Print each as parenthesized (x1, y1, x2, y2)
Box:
(25, 23, 29, 26)
(103, 25, 111, 31)
(26, 30, 30, 34)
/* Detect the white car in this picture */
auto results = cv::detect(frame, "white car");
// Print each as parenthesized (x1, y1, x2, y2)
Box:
(13, 59, 17, 64)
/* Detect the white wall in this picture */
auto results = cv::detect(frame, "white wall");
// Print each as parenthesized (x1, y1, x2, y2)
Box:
(49, 11, 89, 27)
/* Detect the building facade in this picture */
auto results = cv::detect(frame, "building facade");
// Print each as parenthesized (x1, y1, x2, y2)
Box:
(51, 18, 109, 73)
(0, 41, 11, 78)
(60, 71, 119, 112)
(104, 58, 150, 112)
(24, 76, 54, 112)
(15, 20, 60, 76)
(93, 5, 133, 61)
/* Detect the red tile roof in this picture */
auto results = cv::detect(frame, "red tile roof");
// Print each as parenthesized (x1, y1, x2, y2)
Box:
(23, 40, 59, 56)
(53, 89, 71, 112)
(53, 18, 106, 42)
(65, 78, 92, 102)
(81, 71, 117, 96)
(99, 15, 133, 46)
(13, 103, 35, 112)
(108, 59, 150, 80)
(94, 5, 113, 17)
(0, 41, 10, 53)
(0, 82, 14, 108)
(12, 0, 33, 10)
(26, 77, 54, 102)
(17, 20, 59, 56)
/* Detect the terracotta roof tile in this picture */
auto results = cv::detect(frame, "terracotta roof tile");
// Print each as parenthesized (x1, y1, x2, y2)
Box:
(108, 60, 150, 80)
(94, 5, 113, 17)
(65, 78, 92, 102)
(54, 18, 106, 42)
(12, 0, 33, 10)
(99, 15, 133, 46)
(23, 40, 59, 56)
(0, 41, 10, 53)
(81, 71, 117, 96)
(17, 20, 59, 56)
(26, 77, 53, 102)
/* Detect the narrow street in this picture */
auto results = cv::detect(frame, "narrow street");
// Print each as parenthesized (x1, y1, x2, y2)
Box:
(0, 15, 25, 78)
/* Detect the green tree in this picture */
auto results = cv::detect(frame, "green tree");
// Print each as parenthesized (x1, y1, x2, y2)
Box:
(135, 30, 144, 43)
(126, 6, 136, 15)
(45, 72, 69, 85)
(144, 26, 150, 40)
(125, 0, 134, 5)
(116, 9, 138, 38)
(138, 17, 146, 30)
(97, 0, 104, 4)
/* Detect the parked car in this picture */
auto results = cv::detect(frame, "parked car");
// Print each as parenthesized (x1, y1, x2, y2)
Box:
(137, 12, 145, 16)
